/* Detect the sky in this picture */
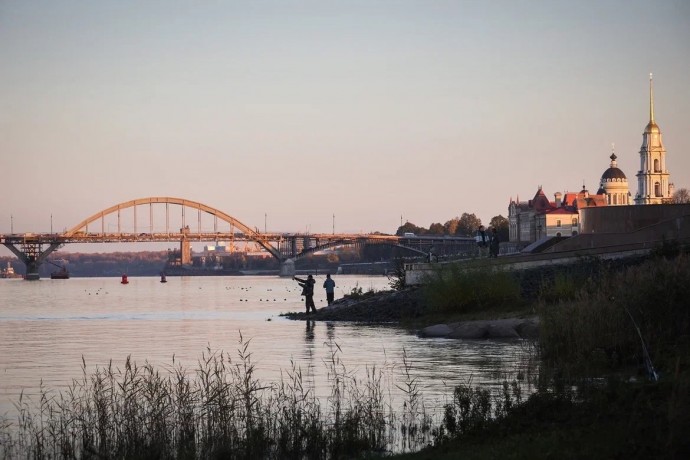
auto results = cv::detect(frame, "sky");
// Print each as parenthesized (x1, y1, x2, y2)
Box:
(1, 0, 689, 254)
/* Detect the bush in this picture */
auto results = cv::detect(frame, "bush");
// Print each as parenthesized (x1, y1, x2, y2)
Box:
(343, 283, 379, 300)
(421, 264, 523, 314)
(538, 253, 690, 375)
(388, 258, 407, 291)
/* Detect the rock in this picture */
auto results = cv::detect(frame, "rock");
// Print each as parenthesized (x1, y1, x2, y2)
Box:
(448, 322, 489, 339)
(515, 319, 540, 339)
(486, 322, 521, 339)
(420, 324, 453, 337)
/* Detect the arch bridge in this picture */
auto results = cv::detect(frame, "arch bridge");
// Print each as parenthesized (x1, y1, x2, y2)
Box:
(1, 197, 473, 279)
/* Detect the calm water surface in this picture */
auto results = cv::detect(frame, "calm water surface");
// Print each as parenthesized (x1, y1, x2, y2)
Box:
(0, 275, 535, 418)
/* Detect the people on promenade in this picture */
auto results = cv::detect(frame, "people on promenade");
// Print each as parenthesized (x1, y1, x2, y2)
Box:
(489, 227, 500, 258)
(294, 274, 317, 314)
(323, 273, 336, 306)
(475, 225, 489, 257)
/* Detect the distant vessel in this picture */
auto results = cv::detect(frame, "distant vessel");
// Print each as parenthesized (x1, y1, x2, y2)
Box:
(48, 260, 70, 279)
(0, 262, 22, 279)
(50, 267, 70, 279)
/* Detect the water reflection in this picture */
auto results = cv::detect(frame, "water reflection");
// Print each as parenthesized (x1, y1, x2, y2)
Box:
(326, 321, 335, 341)
(305, 320, 315, 343)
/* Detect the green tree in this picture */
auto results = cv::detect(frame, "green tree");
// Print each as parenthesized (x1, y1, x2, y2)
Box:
(489, 215, 509, 242)
(428, 222, 445, 235)
(456, 213, 482, 236)
(395, 222, 426, 236)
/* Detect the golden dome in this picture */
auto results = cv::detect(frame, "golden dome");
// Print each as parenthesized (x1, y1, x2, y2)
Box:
(645, 120, 660, 133)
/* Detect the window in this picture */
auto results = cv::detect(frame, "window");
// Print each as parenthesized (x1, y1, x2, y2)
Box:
(655, 182, 661, 197)
(556, 219, 561, 227)
(654, 159, 660, 172)
(572, 218, 577, 226)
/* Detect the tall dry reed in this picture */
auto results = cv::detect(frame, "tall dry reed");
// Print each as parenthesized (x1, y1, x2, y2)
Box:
(2, 335, 471, 459)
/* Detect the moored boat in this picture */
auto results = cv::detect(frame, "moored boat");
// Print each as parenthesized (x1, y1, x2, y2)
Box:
(50, 267, 70, 279)
(0, 262, 22, 279)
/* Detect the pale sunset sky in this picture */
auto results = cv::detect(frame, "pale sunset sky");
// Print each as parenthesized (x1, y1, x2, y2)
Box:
(1, 0, 689, 253)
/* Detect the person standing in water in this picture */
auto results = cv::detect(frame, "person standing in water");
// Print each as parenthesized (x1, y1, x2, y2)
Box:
(294, 274, 317, 314)
(323, 273, 336, 306)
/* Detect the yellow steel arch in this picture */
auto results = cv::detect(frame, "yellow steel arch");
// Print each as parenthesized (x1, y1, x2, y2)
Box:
(64, 197, 281, 258)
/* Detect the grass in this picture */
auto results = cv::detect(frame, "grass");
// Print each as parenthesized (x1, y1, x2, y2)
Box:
(538, 252, 690, 376)
(396, 376, 690, 460)
(420, 264, 526, 316)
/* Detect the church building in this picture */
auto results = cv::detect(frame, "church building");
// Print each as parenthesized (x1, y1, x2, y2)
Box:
(597, 145, 631, 206)
(509, 74, 675, 245)
(635, 74, 674, 204)
(508, 185, 606, 244)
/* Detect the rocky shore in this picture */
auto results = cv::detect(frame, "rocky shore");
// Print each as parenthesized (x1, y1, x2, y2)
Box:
(282, 288, 539, 340)
(283, 289, 423, 322)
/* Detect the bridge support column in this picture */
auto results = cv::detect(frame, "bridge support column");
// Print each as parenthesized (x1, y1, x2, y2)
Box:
(180, 237, 191, 265)
(279, 259, 295, 277)
(2, 242, 61, 280)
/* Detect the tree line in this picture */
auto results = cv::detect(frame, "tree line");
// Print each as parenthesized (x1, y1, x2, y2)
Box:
(395, 212, 509, 242)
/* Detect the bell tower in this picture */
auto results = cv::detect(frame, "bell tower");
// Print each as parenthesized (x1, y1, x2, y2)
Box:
(635, 73, 673, 204)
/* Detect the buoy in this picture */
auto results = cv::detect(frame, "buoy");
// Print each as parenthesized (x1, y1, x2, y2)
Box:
(160, 273, 167, 283)
(121, 274, 129, 284)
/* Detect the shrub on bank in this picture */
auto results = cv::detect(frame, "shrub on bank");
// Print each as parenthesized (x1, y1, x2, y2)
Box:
(421, 264, 523, 314)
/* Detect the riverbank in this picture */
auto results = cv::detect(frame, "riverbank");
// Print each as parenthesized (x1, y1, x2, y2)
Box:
(282, 287, 539, 339)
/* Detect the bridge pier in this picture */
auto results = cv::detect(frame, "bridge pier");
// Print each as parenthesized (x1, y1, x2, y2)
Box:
(2, 242, 61, 280)
(279, 259, 295, 277)
(180, 237, 192, 265)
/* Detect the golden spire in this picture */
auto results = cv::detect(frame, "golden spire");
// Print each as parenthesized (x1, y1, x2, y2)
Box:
(649, 72, 655, 123)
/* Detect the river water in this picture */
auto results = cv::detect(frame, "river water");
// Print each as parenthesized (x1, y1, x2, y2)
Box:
(0, 275, 535, 422)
